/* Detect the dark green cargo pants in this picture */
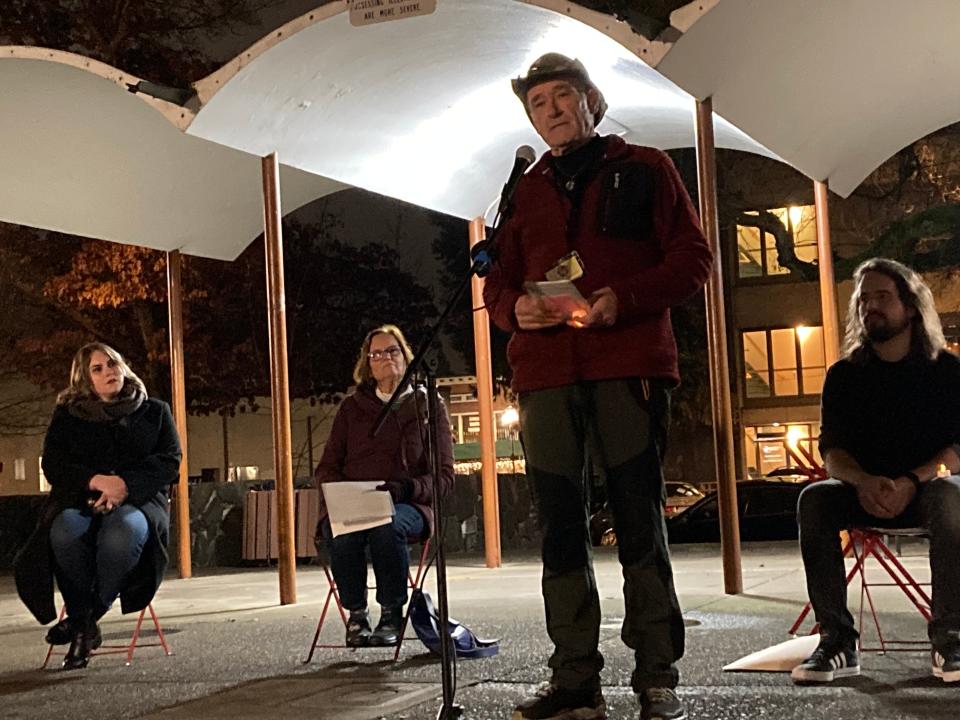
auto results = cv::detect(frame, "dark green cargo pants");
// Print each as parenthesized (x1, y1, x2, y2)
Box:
(519, 378, 685, 691)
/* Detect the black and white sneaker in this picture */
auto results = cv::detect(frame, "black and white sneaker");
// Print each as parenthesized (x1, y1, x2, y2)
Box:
(791, 639, 860, 683)
(932, 646, 960, 683)
(512, 682, 606, 720)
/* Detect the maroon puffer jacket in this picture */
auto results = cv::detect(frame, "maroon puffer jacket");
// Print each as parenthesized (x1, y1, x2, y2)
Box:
(482, 135, 712, 393)
(314, 383, 454, 537)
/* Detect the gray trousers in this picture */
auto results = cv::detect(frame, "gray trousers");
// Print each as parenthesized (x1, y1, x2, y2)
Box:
(798, 476, 960, 651)
(519, 379, 685, 691)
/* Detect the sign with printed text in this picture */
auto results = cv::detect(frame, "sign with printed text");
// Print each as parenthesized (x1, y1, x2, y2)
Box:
(350, 0, 437, 26)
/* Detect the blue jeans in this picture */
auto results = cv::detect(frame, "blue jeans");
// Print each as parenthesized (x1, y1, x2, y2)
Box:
(49, 505, 149, 619)
(322, 503, 426, 611)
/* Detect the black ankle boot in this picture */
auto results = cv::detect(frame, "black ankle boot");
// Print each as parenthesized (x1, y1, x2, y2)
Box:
(45, 617, 75, 646)
(345, 608, 372, 647)
(369, 606, 403, 647)
(62, 615, 102, 671)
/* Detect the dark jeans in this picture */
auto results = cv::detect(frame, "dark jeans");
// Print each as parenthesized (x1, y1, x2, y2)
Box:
(798, 477, 960, 651)
(322, 503, 425, 611)
(49, 505, 149, 619)
(519, 379, 685, 692)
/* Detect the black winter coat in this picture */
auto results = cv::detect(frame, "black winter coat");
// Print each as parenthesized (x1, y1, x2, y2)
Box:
(14, 398, 182, 624)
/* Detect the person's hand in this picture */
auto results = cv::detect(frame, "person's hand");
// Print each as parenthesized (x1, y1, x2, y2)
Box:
(882, 476, 918, 518)
(573, 287, 618, 328)
(376, 479, 414, 504)
(88, 474, 128, 512)
(855, 474, 897, 518)
(515, 294, 566, 330)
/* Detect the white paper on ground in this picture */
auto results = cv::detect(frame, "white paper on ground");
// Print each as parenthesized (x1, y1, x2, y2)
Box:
(723, 633, 821, 673)
(321, 481, 395, 538)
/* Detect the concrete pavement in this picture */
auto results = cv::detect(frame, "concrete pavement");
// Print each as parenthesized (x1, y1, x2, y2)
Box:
(0, 541, 953, 719)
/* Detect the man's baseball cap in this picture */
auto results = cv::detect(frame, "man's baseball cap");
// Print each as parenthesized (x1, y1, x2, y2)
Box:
(511, 52, 607, 124)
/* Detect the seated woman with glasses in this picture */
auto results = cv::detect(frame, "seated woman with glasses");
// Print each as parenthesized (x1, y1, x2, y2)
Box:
(15, 342, 181, 669)
(315, 324, 454, 647)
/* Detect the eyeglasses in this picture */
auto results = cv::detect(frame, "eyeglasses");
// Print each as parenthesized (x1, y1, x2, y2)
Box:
(368, 346, 403, 362)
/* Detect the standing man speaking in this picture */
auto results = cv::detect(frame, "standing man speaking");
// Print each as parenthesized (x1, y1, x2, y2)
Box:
(483, 54, 712, 720)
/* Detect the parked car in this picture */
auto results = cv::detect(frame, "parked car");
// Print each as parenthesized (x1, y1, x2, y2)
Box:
(666, 480, 808, 543)
(763, 465, 816, 483)
(665, 481, 705, 517)
(589, 481, 707, 545)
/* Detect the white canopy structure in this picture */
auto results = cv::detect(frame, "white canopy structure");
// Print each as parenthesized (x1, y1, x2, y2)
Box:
(0, 49, 347, 260)
(656, 0, 960, 198)
(185, 0, 774, 222)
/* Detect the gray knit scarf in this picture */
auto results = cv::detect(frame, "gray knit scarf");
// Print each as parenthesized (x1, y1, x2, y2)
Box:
(66, 382, 146, 423)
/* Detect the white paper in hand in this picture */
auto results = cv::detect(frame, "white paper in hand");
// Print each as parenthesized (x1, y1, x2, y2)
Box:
(523, 279, 590, 318)
(322, 481, 395, 538)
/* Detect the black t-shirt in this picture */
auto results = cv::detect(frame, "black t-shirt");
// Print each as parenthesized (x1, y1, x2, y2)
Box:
(819, 350, 960, 477)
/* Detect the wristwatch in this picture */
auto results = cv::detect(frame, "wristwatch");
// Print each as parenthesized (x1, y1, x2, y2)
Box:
(903, 471, 922, 491)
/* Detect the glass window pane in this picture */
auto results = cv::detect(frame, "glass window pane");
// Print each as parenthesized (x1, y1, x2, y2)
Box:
(791, 205, 819, 264)
(771, 328, 799, 396)
(737, 224, 763, 278)
(798, 326, 826, 395)
(765, 232, 789, 276)
(742, 331, 771, 398)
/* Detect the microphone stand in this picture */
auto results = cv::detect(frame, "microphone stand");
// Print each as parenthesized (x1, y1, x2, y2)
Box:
(372, 194, 515, 720)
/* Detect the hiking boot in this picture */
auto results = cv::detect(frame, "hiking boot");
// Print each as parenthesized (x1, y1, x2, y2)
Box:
(345, 608, 372, 647)
(369, 606, 402, 646)
(932, 645, 960, 683)
(639, 687, 685, 720)
(512, 682, 606, 720)
(791, 637, 860, 683)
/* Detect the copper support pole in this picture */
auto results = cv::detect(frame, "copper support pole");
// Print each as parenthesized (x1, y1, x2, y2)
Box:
(261, 152, 297, 604)
(469, 218, 502, 568)
(166, 250, 192, 579)
(695, 97, 743, 594)
(814, 181, 841, 366)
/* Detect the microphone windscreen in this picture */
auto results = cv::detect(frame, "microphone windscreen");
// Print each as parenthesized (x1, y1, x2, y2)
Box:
(516, 145, 536, 164)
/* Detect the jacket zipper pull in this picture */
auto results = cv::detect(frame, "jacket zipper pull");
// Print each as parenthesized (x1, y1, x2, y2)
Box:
(614, 172, 620, 189)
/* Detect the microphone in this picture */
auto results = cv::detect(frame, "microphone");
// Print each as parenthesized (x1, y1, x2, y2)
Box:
(470, 146, 537, 277)
(495, 145, 536, 221)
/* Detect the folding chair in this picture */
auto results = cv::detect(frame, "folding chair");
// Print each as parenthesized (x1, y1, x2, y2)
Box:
(42, 602, 173, 668)
(789, 527, 931, 652)
(304, 538, 431, 663)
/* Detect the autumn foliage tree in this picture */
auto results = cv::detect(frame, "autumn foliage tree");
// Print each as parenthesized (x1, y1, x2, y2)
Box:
(0, 215, 438, 414)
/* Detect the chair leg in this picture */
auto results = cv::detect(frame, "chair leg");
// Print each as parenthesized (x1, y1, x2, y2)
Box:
(124, 608, 148, 665)
(855, 532, 932, 652)
(870, 538, 932, 619)
(148, 603, 174, 656)
(304, 587, 336, 664)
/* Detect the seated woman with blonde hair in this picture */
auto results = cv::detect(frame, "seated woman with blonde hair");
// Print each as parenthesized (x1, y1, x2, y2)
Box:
(15, 342, 181, 669)
(316, 324, 454, 647)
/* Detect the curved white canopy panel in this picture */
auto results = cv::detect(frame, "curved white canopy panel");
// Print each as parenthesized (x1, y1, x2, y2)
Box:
(0, 50, 347, 260)
(657, 0, 960, 198)
(187, 0, 775, 222)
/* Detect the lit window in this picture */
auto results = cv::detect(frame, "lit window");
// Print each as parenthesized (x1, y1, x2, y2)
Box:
(737, 205, 818, 279)
(742, 326, 826, 399)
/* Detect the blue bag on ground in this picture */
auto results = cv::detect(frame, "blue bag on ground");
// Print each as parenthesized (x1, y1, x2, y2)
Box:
(409, 589, 499, 659)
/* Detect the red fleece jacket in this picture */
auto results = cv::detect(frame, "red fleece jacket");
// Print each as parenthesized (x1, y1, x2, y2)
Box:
(482, 135, 712, 393)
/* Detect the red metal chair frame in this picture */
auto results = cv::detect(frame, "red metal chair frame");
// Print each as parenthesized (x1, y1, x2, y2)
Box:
(42, 602, 173, 668)
(304, 538, 431, 663)
(789, 527, 931, 652)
